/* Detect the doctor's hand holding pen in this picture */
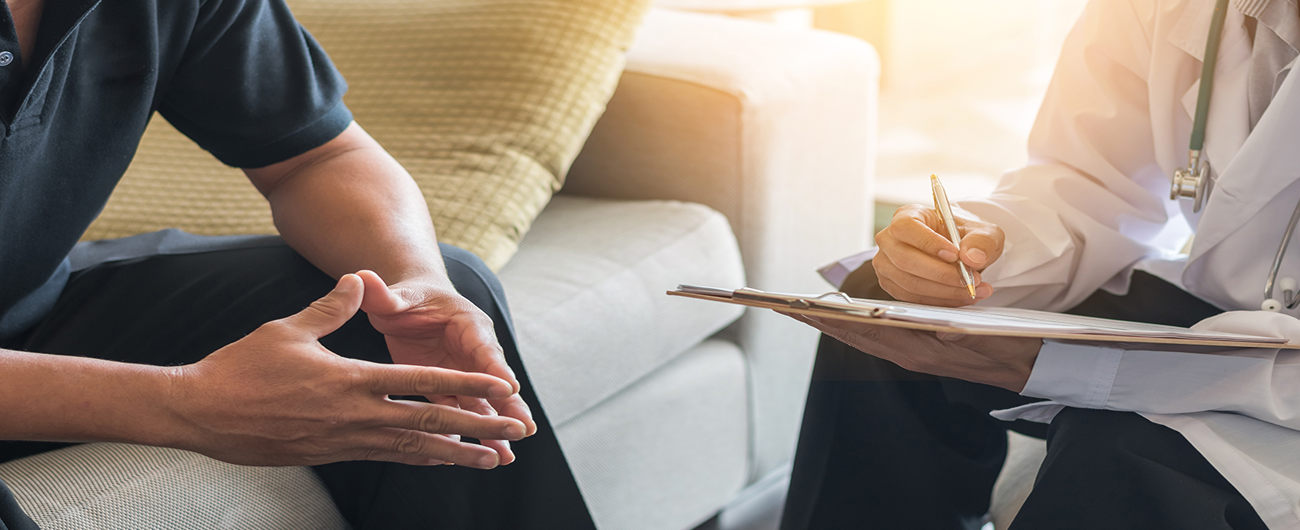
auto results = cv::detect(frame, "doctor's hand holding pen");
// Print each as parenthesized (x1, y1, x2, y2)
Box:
(872, 203, 1005, 307)
(786, 201, 1039, 392)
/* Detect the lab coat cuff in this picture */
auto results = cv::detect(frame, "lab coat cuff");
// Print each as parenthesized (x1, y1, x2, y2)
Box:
(1021, 341, 1124, 409)
(991, 402, 1067, 423)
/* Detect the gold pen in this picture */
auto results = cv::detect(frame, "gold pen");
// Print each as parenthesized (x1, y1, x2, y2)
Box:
(930, 175, 977, 299)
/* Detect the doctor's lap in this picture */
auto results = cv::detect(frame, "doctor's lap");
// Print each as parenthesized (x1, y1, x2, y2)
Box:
(778, 199, 1264, 529)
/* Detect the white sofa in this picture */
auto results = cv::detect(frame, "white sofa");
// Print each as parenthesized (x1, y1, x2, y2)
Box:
(0, 9, 878, 530)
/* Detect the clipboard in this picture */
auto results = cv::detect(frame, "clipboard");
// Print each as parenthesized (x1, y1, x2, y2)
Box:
(668, 285, 1300, 349)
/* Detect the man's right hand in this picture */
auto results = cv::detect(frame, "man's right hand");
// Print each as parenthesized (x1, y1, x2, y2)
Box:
(162, 274, 526, 469)
(874, 204, 1005, 307)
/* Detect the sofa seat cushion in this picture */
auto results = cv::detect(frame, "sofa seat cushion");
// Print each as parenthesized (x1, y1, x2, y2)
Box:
(498, 195, 745, 425)
(0, 443, 345, 530)
(559, 339, 749, 530)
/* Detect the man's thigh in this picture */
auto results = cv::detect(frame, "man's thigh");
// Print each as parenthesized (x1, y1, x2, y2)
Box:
(13, 241, 355, 366)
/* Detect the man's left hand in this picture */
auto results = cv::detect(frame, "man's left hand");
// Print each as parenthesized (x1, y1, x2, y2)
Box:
(356, 270, 534, 465)
(789, 313, 1043, 392)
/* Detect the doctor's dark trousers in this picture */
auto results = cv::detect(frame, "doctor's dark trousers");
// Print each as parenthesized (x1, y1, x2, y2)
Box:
(0, 240, 594, 530)
(779, 262, 1269, 530)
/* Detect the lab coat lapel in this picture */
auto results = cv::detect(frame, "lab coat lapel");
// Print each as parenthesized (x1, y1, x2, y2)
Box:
(1188, 56, 1300, 266)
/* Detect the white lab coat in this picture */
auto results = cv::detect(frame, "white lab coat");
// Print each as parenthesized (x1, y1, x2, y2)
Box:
(952, 0, 1300, 527)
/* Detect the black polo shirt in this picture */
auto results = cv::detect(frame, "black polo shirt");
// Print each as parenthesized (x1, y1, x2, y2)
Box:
(0, 0, 352, 337)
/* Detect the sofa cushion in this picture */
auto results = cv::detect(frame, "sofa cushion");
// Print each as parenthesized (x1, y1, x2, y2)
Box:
(498, 195, 745, 425)
(85, 0, 653, 270)
(0, 443, 345, 530)
(558, 339, 748, 530)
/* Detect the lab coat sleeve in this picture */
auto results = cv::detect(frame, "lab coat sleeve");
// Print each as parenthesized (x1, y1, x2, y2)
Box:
(956, 0, 1179, 312)
(1022, 311, 1300, 430)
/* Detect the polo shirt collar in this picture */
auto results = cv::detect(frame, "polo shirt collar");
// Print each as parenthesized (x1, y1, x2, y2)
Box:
(1, 0, 101, 126)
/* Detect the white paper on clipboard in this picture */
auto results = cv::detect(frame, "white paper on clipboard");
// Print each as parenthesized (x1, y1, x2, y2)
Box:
(669, 285, 1297, 349)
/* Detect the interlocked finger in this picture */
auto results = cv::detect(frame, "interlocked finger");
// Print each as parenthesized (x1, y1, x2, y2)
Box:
(363, 362, 513, 400)
(381, 400, 526, 442)
(357, 427, 502, 469)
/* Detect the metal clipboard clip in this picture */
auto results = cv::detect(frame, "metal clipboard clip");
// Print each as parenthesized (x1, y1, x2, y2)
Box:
(730, 287, 901, 318)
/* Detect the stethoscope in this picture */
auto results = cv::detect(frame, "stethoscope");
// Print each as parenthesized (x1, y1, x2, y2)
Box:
(1171, 0, 1300, 311)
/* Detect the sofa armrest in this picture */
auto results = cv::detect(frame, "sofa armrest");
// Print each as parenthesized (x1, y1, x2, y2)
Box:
(564, 8, 879, 481)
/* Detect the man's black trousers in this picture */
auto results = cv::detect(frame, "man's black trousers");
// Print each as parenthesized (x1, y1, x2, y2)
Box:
(779, 262, 1270, 530)
(0, 238, 595, 530)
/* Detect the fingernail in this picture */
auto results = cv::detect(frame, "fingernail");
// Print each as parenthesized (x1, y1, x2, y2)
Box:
(976, 284, 994, 298)
(966, 248, 987, 265)
(503, 423, 525, 440)
(938, 249, 957, 262)
(338, 274, 358, 292)
(476, 453, 499, 469)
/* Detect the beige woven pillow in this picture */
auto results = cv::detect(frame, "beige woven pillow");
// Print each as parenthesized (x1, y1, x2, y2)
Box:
(84, 0, 651, 270)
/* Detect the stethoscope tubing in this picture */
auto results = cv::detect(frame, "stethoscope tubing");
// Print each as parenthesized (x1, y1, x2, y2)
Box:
(1266, 197, 1300, 309)
(1191, 0, 1231, 152)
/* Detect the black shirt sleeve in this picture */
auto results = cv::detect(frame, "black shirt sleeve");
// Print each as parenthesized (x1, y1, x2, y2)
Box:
(157, 0, 352, 168)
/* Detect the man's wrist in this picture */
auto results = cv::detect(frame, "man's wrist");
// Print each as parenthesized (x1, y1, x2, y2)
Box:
(88, 363, 185, 448)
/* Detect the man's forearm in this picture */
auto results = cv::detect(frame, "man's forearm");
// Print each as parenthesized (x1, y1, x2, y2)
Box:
(0, 349, 176, 446)
(248, 123, 449, 289)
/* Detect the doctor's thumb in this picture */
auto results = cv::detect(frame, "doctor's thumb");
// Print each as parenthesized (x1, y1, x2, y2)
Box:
(958, 223, 1005, 269)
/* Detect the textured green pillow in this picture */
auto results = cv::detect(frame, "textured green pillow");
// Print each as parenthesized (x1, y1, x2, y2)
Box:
(85, 0, 652, 270)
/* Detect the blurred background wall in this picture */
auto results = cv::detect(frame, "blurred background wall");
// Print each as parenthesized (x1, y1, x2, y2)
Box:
(815, 0, 1088, 229)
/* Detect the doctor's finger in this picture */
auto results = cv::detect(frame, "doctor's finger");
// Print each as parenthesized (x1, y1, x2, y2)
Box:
(875, 247, 978, 296)
(877, 274, 979, 307)
(955, 218, 1005, 270)
(882, 206, 960, 260)
(873, 255, 982, 303)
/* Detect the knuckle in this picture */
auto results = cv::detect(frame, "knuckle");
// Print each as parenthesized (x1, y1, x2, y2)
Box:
(257, 319, 294, 337)
(894, 204, 927, 219)
(408, 368, 438, 395)
(416, 408, 451, 434)
(965, 232, 997, 249)
(306, 297, 345, 320)
(340, 364, 370, 393)
(875, 226, 893, 246)
(392, 429, 427, 455)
